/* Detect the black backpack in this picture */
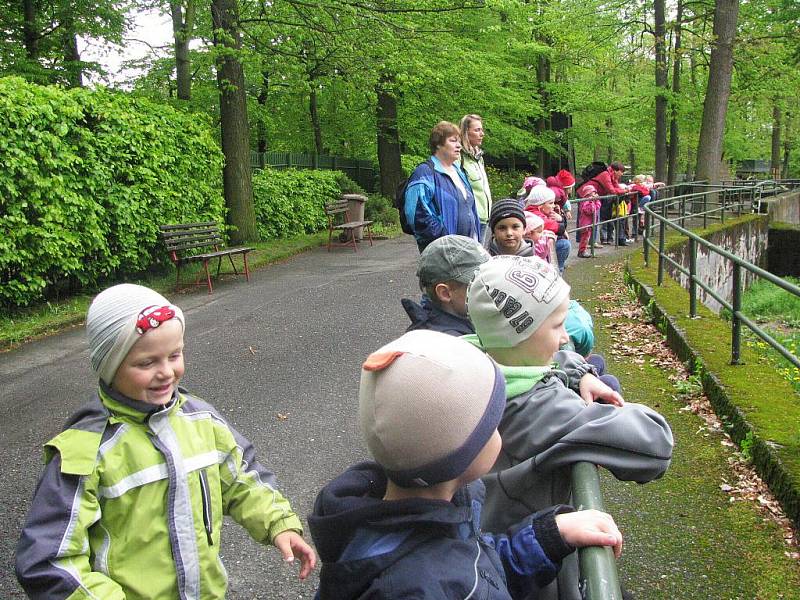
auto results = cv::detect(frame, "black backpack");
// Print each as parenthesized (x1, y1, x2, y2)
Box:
(579, 161, 608, 185)
(394, 159, 434, 235)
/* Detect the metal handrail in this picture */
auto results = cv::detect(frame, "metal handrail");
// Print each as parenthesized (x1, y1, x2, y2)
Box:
(642, 181, 800, 368)
(571, 462, 623, 600)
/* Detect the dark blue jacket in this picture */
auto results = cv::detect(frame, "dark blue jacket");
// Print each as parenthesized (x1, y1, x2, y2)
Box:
(308, 462, 574, 600)
(404, 156, 481, 251)
(401, 298, 475, 337)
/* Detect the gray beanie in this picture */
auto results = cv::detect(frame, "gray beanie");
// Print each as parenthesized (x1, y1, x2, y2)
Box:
(489, 198, 526, 232)
(467, 256, 570, 349)
(417, 235, 490, 290)
(359, 330, 505, 488)
(86, 284, 185, 385)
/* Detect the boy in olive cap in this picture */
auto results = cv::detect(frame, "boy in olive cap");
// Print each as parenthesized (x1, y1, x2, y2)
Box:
(402, 234, 489, 336)
(308, 330, 622, 600)
(465, 256, 674, 600)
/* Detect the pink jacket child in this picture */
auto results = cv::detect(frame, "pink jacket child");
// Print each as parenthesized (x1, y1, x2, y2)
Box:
(577, 184, 601, 256)
(524, 211, 555, 263)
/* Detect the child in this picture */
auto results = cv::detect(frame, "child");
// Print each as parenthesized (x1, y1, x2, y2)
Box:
(485, 198, 536, 257)
(524, 186, 571, 273)
(464, 256, 674, 600)
(308, 330, 623, 599)
(524, 212, 554, 263)
(630, 174, 652, 230)
(15, 284, 316, 599)
(576, 184, 601, 258)
(402, 234, 489, 336)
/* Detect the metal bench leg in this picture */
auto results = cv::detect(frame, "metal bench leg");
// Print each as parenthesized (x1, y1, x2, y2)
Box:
(243, 253, 251, 281)
(365, 224, 373, 247)
(350, 228, 358, 252)
(203, 260, 213, 294)
(227, 253, 240, 276)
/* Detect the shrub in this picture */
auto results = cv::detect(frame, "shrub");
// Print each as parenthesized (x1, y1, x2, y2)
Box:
(364, 193, 400, 226)
(332, 171, 367, 196)
(0, 77, 224, 308)
(486, 166, 526, 199)
(251, 168, 341, 239)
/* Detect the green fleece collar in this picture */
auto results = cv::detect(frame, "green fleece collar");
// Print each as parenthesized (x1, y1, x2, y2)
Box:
(460, 334, 552, 397)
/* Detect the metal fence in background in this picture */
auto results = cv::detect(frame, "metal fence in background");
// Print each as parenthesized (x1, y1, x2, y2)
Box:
(250, 151, 377, 192)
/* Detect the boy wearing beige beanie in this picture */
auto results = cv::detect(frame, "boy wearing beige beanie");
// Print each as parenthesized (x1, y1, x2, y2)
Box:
(465, 255, 674, 600)
(309, 330, 622, 600)
(16, 283, 316, 599)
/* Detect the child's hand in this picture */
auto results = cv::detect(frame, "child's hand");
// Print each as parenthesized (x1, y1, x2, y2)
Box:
(273, 531, 317, 580)
(579, 374, 624, 407)
(555, 509, 623, 558)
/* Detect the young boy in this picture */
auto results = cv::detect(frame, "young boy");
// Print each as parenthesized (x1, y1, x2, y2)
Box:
(15, 284, 316, 599)
(309, 330, 623, 599)
(465, 255, 674, 600)
(401, 234, 490, 336)
(485, 198, 536, 257)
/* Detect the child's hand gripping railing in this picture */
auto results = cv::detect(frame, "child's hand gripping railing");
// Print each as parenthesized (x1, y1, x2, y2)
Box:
(571, 462, 623, 600)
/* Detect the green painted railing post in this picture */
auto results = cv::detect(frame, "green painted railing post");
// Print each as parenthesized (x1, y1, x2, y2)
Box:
(702, 193, 707, 228)
(658, 201, 666, 286)
(571, 462, 623, 600)
(731, 262, 742, 365)
(643, 210, 650, 266)
(689, 237, 697, 318)
(721, 192, 726, 224)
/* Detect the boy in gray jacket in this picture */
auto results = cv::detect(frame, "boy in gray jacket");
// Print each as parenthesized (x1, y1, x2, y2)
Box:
(465, 255, 674, 600)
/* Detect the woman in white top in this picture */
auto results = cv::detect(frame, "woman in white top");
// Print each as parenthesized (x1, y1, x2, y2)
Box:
(459, 114, 493, 240)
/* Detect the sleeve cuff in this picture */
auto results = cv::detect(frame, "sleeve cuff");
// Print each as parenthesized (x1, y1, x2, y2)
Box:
(268, 515, 304, 544)
(531, 505, 575, 563)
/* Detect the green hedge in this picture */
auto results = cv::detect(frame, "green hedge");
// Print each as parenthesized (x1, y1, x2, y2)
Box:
(0, 77, 224, 308)
(251, 167, 341, 239)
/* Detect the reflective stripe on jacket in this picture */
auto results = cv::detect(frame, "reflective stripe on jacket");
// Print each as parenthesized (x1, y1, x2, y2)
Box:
(16, 385, 303, 600)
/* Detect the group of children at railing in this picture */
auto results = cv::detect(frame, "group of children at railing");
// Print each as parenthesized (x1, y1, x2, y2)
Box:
(15, 231, 674, 599)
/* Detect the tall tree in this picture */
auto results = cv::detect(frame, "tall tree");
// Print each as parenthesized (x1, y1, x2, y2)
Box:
(375, 73, 402, 195)
(667, 0, 684, 185)
(771, 103, 782, 178)
(654, 0, 668, 182)
(694, 0, 740, 184)
(170, 0, 197, 100)
(211, 0, 258, 243)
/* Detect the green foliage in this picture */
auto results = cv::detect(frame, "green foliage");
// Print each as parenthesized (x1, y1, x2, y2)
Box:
(740, 431, 755, 462)
(0, 77, 224, 308)
(486, 167, 526, 200)
(741, 276, 800, 327)
(364, 193, 399, 227)
(401, 154, 428, 176)
(332, 171, 367, 196)
(251, 167, 340, 239)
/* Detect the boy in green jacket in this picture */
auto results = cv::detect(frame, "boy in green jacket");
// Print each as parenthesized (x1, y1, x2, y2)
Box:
(16, 284, 316, 599)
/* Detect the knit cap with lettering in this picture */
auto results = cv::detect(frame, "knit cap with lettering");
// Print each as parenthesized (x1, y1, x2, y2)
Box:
(467, 255, 570, 349)
(86, 284, 185, 385)
(359, 330, 505, 488)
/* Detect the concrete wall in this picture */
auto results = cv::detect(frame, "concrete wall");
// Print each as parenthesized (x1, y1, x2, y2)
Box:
(665, 216, 770, 314)
(765, 189, 800, 224)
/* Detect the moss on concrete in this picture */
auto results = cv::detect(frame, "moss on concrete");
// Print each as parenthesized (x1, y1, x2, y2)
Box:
(565, 251, 800, 597)
(627, 250, 800, 529)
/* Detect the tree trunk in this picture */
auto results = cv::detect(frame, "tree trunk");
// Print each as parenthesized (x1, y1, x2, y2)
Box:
(535, 55, 551, 175)
(694, 0, 739, 184)
(782, 114, 792, 179)
(606, 117, 613, 164)
(771, 103, 782, 179)
(61, 16, 82, 87)
(170, 0, 196, 100)
(628, 148, 637, 176)
(654, 0, 668, 182)
(211, 0, 259, 243)
(376, 74, 403, 197)
(22, 0, 38, 59)
(257, 71, 269, 154)
(667, 0, 684, 185)
(309, 86, 323, 155)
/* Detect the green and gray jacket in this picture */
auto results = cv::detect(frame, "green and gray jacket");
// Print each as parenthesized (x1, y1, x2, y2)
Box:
(16, 383, 303, 600)
(461, 149, 492, 224)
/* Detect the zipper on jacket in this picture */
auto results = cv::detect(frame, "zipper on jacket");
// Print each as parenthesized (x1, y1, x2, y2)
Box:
(198, 469, 213, 545)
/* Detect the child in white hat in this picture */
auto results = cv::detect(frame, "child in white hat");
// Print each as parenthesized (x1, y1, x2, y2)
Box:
(465, 256, 674, 600)
(16, 283, 316, 599)
(309, 330, 622, 600)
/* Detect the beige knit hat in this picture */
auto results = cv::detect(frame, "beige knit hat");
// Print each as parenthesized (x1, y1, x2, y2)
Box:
(359, 330, 505, 488)
(86, 284, 185, 385)
(467, 256, 570, 349)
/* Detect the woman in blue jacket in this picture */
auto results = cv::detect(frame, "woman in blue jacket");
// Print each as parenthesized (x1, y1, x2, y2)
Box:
(404, 121, 481, 251)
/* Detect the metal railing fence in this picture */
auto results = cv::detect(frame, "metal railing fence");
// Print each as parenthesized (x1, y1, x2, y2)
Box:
(250, 151, 376, 192)
(641, 182, 800, 368)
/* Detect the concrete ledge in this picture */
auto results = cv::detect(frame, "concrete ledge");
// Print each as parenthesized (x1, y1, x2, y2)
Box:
(626, 264, 800, 529)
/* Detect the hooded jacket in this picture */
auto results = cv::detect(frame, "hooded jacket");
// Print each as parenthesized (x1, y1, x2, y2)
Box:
(308, 462, 576, 600)
(487, 238, 536, 258)
(16, 384, 303, 600)
(404, 156, 481, 251)
(461, 339, 674, 600)
(401, 297, 475, 337)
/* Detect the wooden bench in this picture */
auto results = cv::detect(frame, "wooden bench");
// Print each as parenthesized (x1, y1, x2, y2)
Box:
(159, 222, 254, 294)
(325, 197, 374, 252)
